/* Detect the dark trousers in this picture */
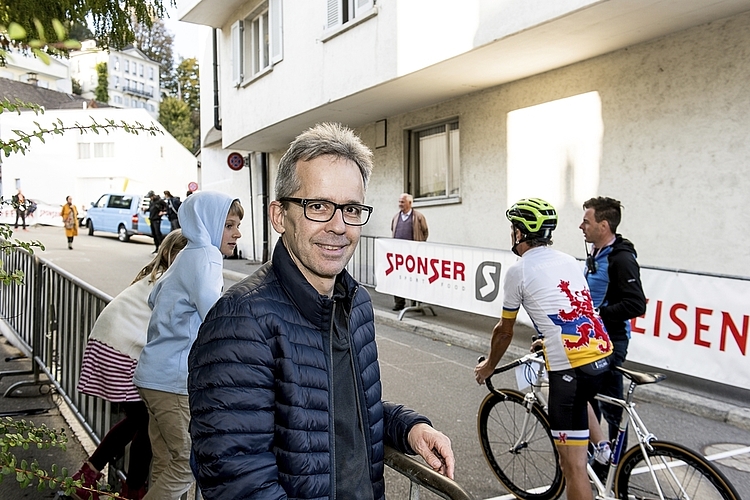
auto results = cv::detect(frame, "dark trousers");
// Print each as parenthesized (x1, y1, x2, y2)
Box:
(150, 219, 164, 249)
(14, 209, 26, 229)
(89, 401, 152, 489)
(169, 218, 180, 231)
(592, 338, 628, 445)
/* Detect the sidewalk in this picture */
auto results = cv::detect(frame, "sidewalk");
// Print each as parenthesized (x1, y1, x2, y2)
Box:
(221, 258, 750, 432)
(0, 336, 89, 500)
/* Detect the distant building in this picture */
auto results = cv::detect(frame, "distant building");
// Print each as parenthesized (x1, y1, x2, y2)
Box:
(0, 49, 72, 93)
(70, 40, 161, 120)
(0, 78, 196, 211)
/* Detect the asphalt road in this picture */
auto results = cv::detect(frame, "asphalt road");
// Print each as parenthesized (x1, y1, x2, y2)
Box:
(11, 225, 750, 499)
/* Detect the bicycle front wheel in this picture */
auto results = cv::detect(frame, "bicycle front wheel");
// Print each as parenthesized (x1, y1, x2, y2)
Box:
(478, 389, 564, 500)
(615, 440, 740, 500)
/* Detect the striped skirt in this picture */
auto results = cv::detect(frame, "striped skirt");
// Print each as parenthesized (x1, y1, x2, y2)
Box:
(77, 339, 141, 402)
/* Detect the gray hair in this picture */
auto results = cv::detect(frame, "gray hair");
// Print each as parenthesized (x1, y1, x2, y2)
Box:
(275, 122, 373, 199)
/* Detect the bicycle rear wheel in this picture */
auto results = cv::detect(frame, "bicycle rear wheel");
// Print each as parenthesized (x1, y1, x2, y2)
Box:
(478, 389, 564, 500)
(615, 440, 740, 500)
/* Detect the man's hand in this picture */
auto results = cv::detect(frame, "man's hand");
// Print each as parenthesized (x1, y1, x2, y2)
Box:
(407, 423, 455, 479)
(474, 358, 494, 385)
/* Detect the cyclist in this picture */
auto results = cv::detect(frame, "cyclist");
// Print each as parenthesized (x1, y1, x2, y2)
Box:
(475, 198, 613, 500)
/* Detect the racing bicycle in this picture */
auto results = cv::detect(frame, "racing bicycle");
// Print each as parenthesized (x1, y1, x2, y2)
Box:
(476, 351, 741, 499)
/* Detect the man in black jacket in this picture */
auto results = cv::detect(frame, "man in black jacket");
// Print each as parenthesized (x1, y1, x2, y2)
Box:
(580, 197, 647, 444)
(146, 191, 167, 253)
(188, 123, 454, 500)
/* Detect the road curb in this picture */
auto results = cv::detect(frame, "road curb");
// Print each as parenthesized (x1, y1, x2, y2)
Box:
(375, 309, 750, 432)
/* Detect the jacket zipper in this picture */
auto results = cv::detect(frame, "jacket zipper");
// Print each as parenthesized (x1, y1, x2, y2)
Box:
(329, 300, 337, 500)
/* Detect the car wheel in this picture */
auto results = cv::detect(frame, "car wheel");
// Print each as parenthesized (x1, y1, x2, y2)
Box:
(87, 220, 94, 235)
(117, 225, 130, 242)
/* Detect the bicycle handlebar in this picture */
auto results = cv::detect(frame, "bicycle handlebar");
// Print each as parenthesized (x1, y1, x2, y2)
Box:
(478, 351, 544, 395)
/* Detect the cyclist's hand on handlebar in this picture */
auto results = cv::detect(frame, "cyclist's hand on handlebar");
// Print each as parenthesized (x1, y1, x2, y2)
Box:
(474, 356, 493, 385)
(530, 338, 544, 353)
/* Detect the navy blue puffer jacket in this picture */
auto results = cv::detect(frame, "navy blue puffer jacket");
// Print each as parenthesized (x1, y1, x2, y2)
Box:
(189, 242, 430, 499)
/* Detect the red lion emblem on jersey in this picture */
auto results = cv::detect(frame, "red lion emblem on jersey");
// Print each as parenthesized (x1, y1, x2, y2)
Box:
(557, 280, 611, 353)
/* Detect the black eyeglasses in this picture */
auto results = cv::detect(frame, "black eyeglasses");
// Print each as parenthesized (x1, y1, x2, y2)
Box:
(280, 198, 373, 226)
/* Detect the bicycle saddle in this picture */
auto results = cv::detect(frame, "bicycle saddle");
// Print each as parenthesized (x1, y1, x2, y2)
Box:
(616, 366, 667, 385)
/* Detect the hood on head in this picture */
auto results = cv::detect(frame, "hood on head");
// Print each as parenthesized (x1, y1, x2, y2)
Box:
(177, 191, 234, 249)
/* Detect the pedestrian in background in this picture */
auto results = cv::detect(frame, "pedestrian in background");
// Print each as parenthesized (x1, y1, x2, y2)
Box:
(133, 191, 243, 500)
(71, 230, 188, 500)
(12, 189, 29, 230)
(146, 191, 167, 254)
(163, 190, 182, 231)
(61, 195, 79, 250)
(580, 196, 646, 446)
(390, 192, 429, 310)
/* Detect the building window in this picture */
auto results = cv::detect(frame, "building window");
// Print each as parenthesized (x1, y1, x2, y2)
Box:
(124, 60, 129, 73)
(78, 143, 90, 159)
(249, 8, 270, 75)
(114, 76, 119, 88)
(124, 97, 130, 106)
(148, 103, 155, 112)
(232, 0, 283, 85)
(139, 63, 144, 77)
(149, 67, 154, 80)
(113, 95, 122, 105)
(93, 142, 114, 158)
(325, 0, 374, 29)
(408, 120, 460, 199)
(114, 57, 119, 71)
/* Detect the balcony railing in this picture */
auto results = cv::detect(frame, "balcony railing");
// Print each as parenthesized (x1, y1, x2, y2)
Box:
(121, 84, 154, 98)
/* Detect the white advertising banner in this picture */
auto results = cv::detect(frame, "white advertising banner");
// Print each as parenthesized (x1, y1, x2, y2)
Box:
(374, 239, 749, 389)
(375, 239, 520, 319)
(0, 201, 64, 227)
(630, 269, 749, 390)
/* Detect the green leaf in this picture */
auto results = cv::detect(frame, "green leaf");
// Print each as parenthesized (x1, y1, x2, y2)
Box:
(7, 23, 26, 41)
(52, 19, 66, 42)
(32, 49, 51, 65)
(63, 40, 82, 50)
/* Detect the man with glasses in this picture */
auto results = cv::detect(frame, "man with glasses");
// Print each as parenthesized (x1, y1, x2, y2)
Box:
(580, 197, 646, 447)
(188, 123, 454, 500)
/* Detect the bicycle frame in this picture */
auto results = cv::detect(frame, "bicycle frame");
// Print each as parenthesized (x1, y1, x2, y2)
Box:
(591, 374, 679, 500)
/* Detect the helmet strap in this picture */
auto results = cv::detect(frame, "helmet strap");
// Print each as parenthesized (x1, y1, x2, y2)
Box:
(511, 226, 525, 256)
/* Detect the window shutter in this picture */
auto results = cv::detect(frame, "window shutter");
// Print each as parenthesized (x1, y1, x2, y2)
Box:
(354, 0, 374, 17)
(231, 20, 244, 85)
(270, 0, 283, 64)
(326, 0, 341, 29)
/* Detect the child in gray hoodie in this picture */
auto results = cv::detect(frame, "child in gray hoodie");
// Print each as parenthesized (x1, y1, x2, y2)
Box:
(134, 190, 243, 500)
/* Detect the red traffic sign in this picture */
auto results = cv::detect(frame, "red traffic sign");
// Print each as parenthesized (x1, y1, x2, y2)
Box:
(227, 152, 245, 171)
(188, 182, 199, 192)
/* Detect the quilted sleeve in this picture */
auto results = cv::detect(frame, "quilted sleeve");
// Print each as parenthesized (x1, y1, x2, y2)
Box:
(188, 295, 286, 500)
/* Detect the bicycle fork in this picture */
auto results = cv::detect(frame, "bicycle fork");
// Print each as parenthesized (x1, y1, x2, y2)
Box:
(509, 392, 541, 454)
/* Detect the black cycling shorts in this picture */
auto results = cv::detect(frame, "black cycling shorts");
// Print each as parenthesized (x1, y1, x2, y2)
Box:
(548, 357, 609, 447)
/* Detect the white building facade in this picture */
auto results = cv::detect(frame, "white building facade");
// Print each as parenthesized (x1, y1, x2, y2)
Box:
(0, 50, 72, 93)
(181, 0, 750, 279)
(70, 41, 161, 119)
(0, 108, 197, 211)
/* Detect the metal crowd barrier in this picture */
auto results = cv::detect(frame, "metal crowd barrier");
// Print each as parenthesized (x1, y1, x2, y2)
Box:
(0, 245, 113, 445)
(347, 234, 378, 287)
(1, 241, 474, 499)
